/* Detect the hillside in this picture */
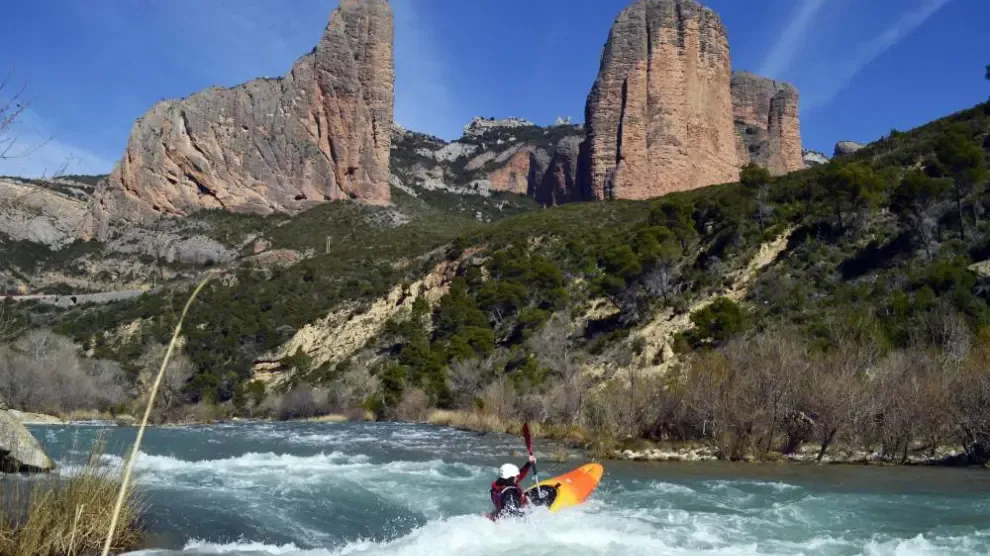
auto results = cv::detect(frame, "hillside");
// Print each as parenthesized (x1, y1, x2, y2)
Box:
(3, 99, 986, 463)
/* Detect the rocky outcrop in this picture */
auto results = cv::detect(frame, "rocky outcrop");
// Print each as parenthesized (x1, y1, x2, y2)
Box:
(834, 141, 866, 157)
(730, 72, 803, 176)
(581, 0, 741, 200)
(463, 117, 536, 139)
(803, 149, 829, 167)
(82, 0, 394, 240)
(0, 396, 56, 473)
(106, 229, 235, 266)
(254, 257, 462, 386)
(487, 148, 548, 196)
(391, 119, 584, 204)
(0, 178, 87, 249)
(536, 134, 584, 205)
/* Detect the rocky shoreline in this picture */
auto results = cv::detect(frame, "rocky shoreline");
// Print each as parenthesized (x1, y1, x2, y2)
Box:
(613, 443, 970, 467)
(16, 410, 983, 469)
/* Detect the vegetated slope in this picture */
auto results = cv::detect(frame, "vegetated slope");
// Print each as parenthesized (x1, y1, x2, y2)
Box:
(46, 102, 990, 457)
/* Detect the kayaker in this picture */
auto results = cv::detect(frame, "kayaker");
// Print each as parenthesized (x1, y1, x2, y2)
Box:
(489, 454, 536, 519)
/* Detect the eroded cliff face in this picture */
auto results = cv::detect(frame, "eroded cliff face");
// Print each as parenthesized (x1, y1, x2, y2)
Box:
(581, 0, 741, 201)
(731, 72, 803, 176)
(0, 178, 88, 249)
(82, 0, 394, 240)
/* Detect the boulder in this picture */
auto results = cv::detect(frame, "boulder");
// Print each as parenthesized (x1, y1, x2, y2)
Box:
(834, 141, 866, 157)
(803, 149, 829, 167)
(0, 401, 56, 473)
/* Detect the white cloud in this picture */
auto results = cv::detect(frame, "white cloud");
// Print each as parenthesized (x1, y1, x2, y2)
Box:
(803, 0, 954, 109)
(0, 108, 115, 178)
(390, 0, 460, 139)
(760, 0, 831, 78)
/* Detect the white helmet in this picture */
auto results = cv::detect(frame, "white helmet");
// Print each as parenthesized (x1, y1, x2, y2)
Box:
(499, 463, 520, 479)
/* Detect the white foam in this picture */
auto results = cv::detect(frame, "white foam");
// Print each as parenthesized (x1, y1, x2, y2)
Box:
(648, 481, 697, 495)
(128, 540, 317, 556)
(131, 508, 804, 556)
(862, 533, 990, 556)
(89, 450, 488, 495)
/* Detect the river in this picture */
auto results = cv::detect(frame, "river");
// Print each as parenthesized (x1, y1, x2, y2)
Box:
(30, 421, 990, 555)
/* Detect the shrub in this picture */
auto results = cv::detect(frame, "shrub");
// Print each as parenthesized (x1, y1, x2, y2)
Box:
(275, 384, 329, 420)
(685, 298, 747, 348)
(394, 388, 430, 422)
(0, 439, 144, 555)
(0, 330, 128, 415)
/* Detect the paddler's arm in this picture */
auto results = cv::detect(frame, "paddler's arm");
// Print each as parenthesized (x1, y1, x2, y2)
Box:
(517, 455, 536, 482)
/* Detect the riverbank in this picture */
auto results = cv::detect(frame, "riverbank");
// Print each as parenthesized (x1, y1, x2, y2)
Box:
(25, 408, 981, 468)
(613, 440, 968, 466)
(423, 409, 976, 468)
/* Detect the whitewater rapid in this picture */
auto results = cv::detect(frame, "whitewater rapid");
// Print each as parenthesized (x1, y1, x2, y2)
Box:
(33, 422, 990, 555)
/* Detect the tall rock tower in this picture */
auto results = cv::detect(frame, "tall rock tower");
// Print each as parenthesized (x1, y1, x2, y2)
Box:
(731, 72, 803, 176)
(579, 0, 805, 201)
(580, 0, 741, 201)
(83, 0, 395, 240)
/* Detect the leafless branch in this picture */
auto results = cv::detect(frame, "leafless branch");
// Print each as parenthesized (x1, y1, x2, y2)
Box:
(0, 75, 53, 163)
(0, 302, 24, 343)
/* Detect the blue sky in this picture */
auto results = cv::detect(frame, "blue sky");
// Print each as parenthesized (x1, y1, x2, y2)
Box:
(0, 0, 986, 178)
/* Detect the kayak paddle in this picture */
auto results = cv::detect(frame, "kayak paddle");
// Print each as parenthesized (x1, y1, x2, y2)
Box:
(522, 422, 543, 500)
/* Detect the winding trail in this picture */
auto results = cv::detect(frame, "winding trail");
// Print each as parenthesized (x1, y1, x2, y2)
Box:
(2, 289, 154, 308)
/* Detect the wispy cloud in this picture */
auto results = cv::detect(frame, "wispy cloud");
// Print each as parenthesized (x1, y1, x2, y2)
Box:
(760, 0, 831, 78)
(0, 108, 114, 178)
(803, 0, 954, 109)
(390, 0, 459, 139)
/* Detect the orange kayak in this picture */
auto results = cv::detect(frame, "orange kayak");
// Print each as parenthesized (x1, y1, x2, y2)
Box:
(525, 463, 604, 512)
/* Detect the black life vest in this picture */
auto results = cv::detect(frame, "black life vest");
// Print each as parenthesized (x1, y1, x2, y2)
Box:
(492, 482, 526, 517)
(499, 484, 523, 508)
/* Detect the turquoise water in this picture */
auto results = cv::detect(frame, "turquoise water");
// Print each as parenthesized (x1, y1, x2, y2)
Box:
(30, 421, 990, 555)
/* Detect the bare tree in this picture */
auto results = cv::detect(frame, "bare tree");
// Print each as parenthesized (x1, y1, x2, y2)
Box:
(684, 349, 738, 457)
(871, 349, 954, 463)
(740, 163, 774, 231)
(528, 313, 586, 424)
(912, 301, 972, 361)
(448, 356, 495, 409)
(394, 388, 430, 422)
(0, 76, 29, 161)
(0, 329, 126, 413)
(680, 332, 807, 460)
(736, 331, 807, 454)
(137, 343, 195, 412)
(644, 263, 681, 304)
(796, 341, 875, 462)
(276, 383, 331, 420)
(0, 302, 22, 343)
(480, 376, 517, 420)
(326, 359, 379, 412)
(947, 333, 990, 464)
(0, 76, 67, 176)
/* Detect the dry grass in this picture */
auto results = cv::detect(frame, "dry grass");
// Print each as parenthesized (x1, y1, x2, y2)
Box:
(0, 439, 143, 556)
(428, 409, 517, 434)
(427, 410, 592, 447)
